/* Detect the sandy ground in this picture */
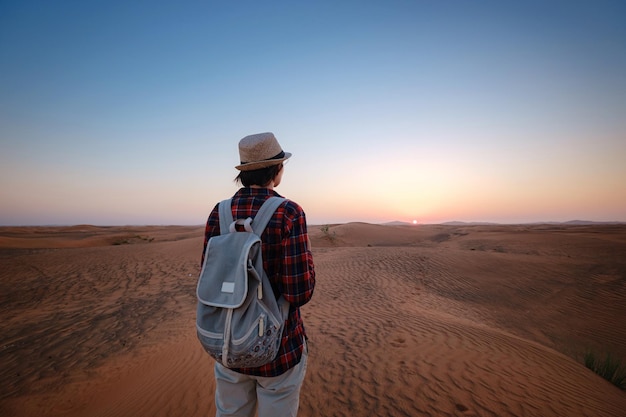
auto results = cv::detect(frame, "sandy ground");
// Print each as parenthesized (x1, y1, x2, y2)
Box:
(1, 223, 625, 416)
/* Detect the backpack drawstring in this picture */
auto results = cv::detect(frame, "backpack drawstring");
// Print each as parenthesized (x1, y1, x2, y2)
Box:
(222, 308, 233, 367)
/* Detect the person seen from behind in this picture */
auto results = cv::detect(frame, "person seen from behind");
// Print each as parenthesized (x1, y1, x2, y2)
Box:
(201, 132, 316, 417)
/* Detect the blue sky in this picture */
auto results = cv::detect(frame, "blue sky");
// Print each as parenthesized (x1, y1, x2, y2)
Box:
(1, 0, 625, 225)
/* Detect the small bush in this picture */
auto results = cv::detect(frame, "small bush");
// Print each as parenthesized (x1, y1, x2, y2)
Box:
(583, 350, 626, 390)
(320, 225, 336, 243)
(112, 235, 153, 245)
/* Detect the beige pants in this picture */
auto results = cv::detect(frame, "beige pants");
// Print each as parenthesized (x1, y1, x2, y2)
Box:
(214, 347, 308, 417)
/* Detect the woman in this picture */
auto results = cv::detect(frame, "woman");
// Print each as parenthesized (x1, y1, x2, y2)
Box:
(201, 132, 316, 417)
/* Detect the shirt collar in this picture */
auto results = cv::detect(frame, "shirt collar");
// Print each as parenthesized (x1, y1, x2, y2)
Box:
(235, 187, 283, 198)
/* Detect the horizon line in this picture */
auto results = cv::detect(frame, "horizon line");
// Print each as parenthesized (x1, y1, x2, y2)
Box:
(1, 219, 625, 228)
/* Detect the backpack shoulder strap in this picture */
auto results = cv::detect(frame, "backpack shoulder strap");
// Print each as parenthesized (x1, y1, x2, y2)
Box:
(217, 199, 234, 235)
(252, 197, 285, 236)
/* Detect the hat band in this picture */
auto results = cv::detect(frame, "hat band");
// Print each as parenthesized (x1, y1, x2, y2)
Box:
(240, 150, 285, 165)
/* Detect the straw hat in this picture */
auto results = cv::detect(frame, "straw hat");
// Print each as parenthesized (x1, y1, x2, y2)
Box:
(235, 132, 292, 171)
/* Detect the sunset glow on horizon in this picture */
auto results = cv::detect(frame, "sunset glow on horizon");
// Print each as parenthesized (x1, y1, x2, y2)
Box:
(1, 1, 625, 226)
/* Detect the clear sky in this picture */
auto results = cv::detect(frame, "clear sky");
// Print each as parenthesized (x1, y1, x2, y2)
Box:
(1, 0, 625, 225)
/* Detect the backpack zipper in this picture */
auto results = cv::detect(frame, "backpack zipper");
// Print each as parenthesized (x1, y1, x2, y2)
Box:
(259, 314, 265, 336)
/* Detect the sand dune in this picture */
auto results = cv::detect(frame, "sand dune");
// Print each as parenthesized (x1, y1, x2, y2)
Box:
(1, 223, 625, 416)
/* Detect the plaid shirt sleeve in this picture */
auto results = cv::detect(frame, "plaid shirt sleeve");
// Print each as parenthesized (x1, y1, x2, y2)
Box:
(200, 202, 220, 267)
(279, 203, 315, 307)
(200, 189, 315, 377)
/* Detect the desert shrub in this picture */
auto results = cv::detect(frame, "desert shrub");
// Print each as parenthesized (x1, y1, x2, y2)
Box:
(320, 225, 336, 242)
(112, 235, 153, 245)
(583, 350, 626, 390)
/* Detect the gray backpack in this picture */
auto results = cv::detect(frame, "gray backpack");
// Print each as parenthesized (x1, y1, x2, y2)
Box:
(196, 196, 290, 368)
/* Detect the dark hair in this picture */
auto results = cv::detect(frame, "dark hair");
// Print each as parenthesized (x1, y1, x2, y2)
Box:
(235, 164, 282, 187)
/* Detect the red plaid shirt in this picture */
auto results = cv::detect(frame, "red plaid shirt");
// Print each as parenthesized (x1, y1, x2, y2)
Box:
(201, 187, 316, 377)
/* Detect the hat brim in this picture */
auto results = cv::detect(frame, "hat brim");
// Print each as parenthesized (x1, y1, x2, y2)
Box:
(235, 152, 292, 171)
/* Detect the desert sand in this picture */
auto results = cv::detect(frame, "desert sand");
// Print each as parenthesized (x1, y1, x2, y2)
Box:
(1, 223, 625, 416)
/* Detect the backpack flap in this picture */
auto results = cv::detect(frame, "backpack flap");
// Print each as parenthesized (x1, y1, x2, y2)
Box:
(197, 231, 261, 308)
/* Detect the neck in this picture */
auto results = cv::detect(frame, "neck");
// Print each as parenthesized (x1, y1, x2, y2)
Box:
(250, 184, 273, 190)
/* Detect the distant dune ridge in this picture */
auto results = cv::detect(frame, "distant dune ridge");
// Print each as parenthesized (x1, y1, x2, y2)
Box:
(1, 223, 625, 416)
(383, 220, 626, 226)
